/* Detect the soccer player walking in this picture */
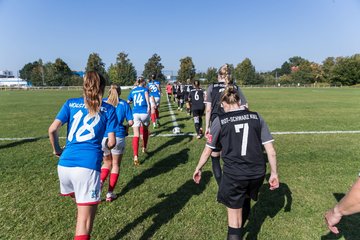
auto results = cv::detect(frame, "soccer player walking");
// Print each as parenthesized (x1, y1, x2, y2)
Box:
(193, 86, 279, 240)
(147, 74, 161, 128)
(100, 84, 133, 202)
(188, 80, 205, 139)
(127, 76, 150, 165)
(204, 64, 248, 186)
(48, 72, 118, 240)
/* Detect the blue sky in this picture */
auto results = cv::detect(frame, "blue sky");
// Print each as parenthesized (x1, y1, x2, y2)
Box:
(1, 0, 359, 75)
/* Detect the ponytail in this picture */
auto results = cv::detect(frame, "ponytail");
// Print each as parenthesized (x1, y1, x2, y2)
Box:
(219, 64, 233, 85)
(107, 84, 121, 107)
(83, 71, 106, 116)
(221, 85, 240, 105)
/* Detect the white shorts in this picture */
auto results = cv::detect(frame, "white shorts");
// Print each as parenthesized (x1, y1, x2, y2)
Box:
(102, 137, 125, 156)
(133, 113, 150, 127)
(150, 97, 161, 107)
(57, 165, 101, 205)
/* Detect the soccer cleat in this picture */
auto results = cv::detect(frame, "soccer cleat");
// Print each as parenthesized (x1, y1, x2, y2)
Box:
(106, 192, 117, 202)
(133, 156, 140, 166)
(196, 134, 202, 139)
(177, 107, 180, 111)
(142, 147, 147, 154)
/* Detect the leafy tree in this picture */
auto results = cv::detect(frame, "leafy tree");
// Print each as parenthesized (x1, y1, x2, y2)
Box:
(86, 53, 109, 82)
(322, 57, 336, 83)
(108, 52, 137, 86)
(288, 56, 307, 67)
(205, 67, 217, 84)
(290, 60, 314, 84)
(44, 58, 72, 86)
(331, 55, 360, 85)
(177, 56, 196, 82)
(19, 60, 44, 86)
(143, 54, 165, 81)
(234, 58, 256, 85)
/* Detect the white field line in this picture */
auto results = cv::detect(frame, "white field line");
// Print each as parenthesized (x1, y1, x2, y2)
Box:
(1, 130, 360, 141)
(166, 93, 179, 127)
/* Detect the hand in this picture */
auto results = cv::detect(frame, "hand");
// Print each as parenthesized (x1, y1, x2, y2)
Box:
(205, 128, 210, 139)
(53, 148, 63, 157)
(269, 173, 279, 190)
(325, 207, 342, 234)
(193, 169, 202, 184)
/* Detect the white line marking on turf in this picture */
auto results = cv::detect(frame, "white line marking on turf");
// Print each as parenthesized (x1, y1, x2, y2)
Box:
(166, 94, 178, 127)
(1, 131, 360, 141)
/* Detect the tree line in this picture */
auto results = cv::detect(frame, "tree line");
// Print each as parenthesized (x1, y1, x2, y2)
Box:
(20, 52, 360, 86)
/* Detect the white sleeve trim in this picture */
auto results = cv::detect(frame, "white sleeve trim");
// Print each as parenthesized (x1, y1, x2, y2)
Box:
(206, 144, 216, 149)
(262, 139, 274, 145)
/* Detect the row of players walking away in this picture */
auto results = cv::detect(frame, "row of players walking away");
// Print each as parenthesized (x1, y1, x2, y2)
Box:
(166, 79, 206, 138)
(48, 65, 281, 240)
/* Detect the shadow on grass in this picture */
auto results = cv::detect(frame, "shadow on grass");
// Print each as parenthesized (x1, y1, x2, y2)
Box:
(110, 171, 212, 240)
(244, 176, 292, 240)
(321, 193, 360, 240)
(142, 132, 192, 163)
(117, 148, 190, 197)
(0, 136, 46, 150)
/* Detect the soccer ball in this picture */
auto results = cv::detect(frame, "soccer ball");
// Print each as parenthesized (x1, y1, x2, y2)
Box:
(172, 127, 181, 134)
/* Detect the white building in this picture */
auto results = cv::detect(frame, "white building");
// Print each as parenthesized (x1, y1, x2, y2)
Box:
(0, 70, 30, 87)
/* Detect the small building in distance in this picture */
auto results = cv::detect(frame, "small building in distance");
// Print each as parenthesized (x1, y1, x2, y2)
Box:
(0, 70, 31, 87)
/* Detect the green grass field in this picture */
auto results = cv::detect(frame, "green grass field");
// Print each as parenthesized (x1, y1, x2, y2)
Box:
(0, 88, 360, 239)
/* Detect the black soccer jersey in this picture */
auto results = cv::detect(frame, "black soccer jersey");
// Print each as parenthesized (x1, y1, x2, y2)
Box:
(205, 82, 248, 121)
(206, 109, 273, 180)
(189, 88, 205, 111)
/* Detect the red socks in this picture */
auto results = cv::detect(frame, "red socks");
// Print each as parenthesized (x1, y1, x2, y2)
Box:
(155, 109, 159, 118)
(100, 168, 110, 183)
(74, 235, 90, 240)
(132, 136, 139, 156)
(151, 113, 156, 123)
(108, 173, 119, 192)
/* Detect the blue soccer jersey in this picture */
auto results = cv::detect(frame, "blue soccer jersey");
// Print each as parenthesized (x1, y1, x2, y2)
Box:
(103, 98, 133, 138)
(55, 97, 118, 171)
(127, 86, 149, 114)
(147, 82, 161, 98)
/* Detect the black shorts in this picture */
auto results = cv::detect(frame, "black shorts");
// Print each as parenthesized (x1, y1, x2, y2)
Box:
(192, 109, 204, 117)
(217, 174, 265, 209)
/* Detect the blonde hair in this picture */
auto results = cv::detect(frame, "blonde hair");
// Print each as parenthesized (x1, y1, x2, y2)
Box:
(107, 84, 121, 107)
(219, 64, 233, 85)
(221, 85, 240, 105)
(83, 71, 106, 116)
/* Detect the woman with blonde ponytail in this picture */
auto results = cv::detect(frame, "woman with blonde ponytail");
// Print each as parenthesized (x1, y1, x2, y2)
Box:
(48, 72, 118, 240)
(100, 84, 133, 202)
(204, 64, 248, 187)
(194, 85, 279, 240)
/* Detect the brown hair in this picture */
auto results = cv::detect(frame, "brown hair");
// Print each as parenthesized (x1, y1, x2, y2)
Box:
(221, 85, 240, 105)
(136, 76, 146, 86)
(193, 80, 201, 89)
(107, 84, 121, 107)
(219, 64, 233, 85)
(83, 71, 106, 116)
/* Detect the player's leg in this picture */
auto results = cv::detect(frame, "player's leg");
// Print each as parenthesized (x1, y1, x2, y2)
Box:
(227, 208, 243, 240)
(155, 97, 160, 126)
(100, 138, 112, 188)
(150, 97, 157, 128)
(141, 114, 150, 154)
(75, 205, 97, 239)
(73, 168, 101, 239)
(132, 116, 141, 165)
